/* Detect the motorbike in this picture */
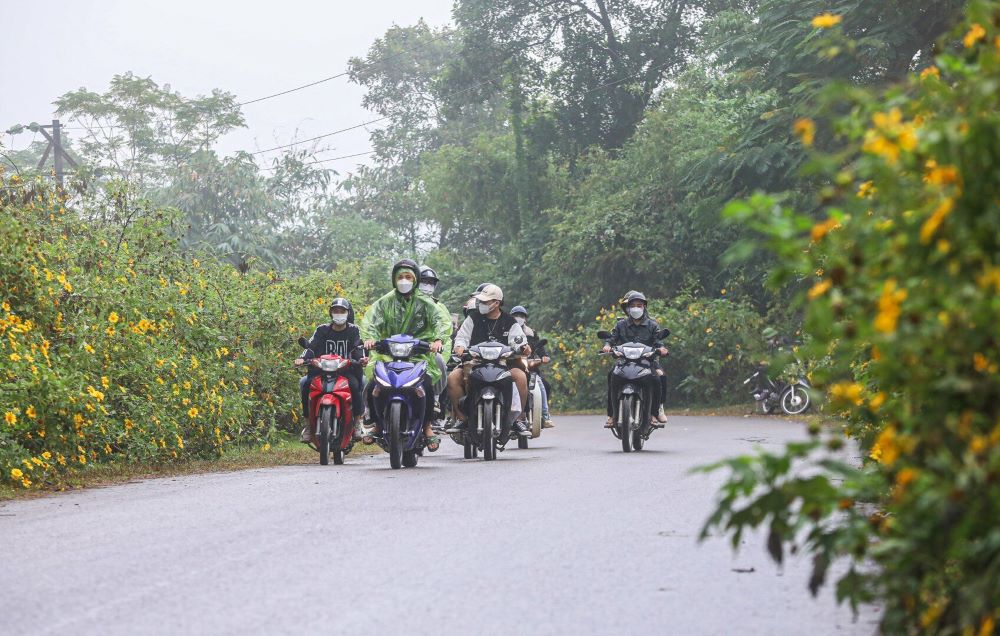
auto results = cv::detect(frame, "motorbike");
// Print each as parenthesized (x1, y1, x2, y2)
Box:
(744, 363, 811, 415)
(296, 337, 363, 466)
(455, 340, 521, 461)
(597, 329, 669, 453)
(370, 334, 432, 469)
(521, 339, 549, 448)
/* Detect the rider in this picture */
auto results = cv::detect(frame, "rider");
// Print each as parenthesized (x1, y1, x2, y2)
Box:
(510, 305, 555, 429)
(419, 265, 453, 412)
(359, 259, 452, 451)
(602, 290, 669, 429)
(296, 298, 366, 443)
(445, 284, 532, 437)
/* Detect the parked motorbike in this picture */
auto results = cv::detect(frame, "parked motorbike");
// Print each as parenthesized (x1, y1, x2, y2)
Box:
(597, 329, 669, 452)
(744, 363, 811, 415)
(370, 334, 432, 469)
(295, 337, 362, 466)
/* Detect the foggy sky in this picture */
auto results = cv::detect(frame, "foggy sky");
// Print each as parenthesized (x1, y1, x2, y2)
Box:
(0, 0, 453, 175)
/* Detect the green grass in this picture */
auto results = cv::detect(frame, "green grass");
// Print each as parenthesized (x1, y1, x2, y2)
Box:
(0, 432, 381, 502)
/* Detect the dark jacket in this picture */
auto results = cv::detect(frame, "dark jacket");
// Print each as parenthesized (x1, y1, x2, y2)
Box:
(302, 323, 363, 361)
(605, 316, 665, 349)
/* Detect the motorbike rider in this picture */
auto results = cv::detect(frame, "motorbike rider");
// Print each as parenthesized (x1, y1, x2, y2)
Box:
(602, 290, 670, 429)
(360, 259, 452, 452)
(510, 305, 555, 429)
(445, 284, 532, 437)
(296, 298, 366, 443)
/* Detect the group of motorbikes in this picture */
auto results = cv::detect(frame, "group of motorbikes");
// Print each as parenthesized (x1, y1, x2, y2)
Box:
(295, 328, 812, 468)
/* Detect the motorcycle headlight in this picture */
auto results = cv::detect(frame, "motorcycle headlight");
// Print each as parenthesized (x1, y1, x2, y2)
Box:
(388, 342, 414, 358)
(318, 359, 343, 372)
(480, 388, 497, 400)
(622, 346, 644, 360)
(478, 345, 503, 361)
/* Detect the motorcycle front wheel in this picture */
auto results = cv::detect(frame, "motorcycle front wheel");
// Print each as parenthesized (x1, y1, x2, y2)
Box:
(319, 406, 332, 466)
(780, 384, 811, 415)
(619, 396, 633, 453)
(481, 401, 496, 461)
(388, 402, 403, 469)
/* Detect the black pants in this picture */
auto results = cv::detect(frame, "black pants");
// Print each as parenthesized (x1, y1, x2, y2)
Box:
(365, 376, 435, 424)
(606, 370, 661, 417)
(300, 371, 364, 419)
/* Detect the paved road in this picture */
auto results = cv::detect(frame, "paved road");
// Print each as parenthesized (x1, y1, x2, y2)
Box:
(1, 415, 878, 635)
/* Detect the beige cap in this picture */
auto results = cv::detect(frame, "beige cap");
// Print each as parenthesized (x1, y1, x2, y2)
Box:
(473, 284, 503, 302)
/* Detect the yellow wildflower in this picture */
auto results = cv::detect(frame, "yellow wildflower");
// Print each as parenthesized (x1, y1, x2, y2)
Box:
(964, 23, 986, 48)
(42, 451, 51, 460)
(108, 311, 120, 324)
(10, 468, 23, 479)
(811, 13, 842, 29)
(857, 181, 876, 198)
(920, 198, 954, 244)
(792, 118, 816, 146)
(26, 405, 37, 419)
(83, 343, 95, 354)
(808, 279, 832, 300)
(874, 279, 907, 334)
(829, 382, 864, 406)
(869, 392, 886, 411)
(5, 411, 16, 425)
(811, 217, 840, 242)
(188, 407, 199, 418)
(101, 376, 110, 389)
(21, 478, 31, 488)
(919, 66, 940, 81)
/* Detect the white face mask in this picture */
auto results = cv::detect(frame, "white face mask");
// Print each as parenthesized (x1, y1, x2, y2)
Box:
(418, 283, 436, 295)
(331, 313, 348, 325)
(396, 279, 414, 294)
(514, 317, 526, 325)
(477, 301, 493, 315)
(628, 306, 645, 320)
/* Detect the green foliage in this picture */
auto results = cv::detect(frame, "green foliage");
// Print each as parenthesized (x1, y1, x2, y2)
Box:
(0, 176, 372, 489)
(702, 4, 1000, 632)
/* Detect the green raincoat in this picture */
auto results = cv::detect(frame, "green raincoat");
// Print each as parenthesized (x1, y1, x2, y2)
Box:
(359, 289, 452, 383)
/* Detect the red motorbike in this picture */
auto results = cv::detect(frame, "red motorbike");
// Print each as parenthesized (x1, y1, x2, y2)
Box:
(296, 337, 362, 465)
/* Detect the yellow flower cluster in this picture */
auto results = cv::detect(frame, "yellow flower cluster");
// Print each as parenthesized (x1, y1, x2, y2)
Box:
(874, 279, 907, 334)
(863, 108, 918, 165)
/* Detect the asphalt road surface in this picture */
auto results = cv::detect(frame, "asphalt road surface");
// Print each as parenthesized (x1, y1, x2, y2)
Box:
(1, 415, 880, 635)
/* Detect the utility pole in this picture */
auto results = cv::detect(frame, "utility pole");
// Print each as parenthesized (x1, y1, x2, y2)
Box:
(35, 119, 77, 189)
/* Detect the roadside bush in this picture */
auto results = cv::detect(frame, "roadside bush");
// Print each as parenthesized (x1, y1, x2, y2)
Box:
(1, 178, 371, 489)
(702, 4, 1000, 633)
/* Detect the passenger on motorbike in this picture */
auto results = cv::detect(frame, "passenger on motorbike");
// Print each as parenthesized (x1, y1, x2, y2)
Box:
(602, 291, 669, 428)
(419, 265, 454, 417)
(296, 298, 366, 443)
(445, 284, 532, 437)
(510, 305, 554, 429)
(360, 259, 452, 451)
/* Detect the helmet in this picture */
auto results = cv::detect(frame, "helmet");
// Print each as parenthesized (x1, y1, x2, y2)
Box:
(619, 290, 648, 311)
(510, 305, 528, 318)
(463, 297, 476, 317)
(391, 259, 420, 284)
(419, 266, 439, 284)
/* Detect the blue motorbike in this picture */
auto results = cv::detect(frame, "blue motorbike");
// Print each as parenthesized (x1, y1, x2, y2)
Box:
(370, 334, 432, 469)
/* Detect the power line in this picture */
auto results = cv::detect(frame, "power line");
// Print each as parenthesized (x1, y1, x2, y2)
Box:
(237, 30, 456, 107)
(259, 150, 376, 171)
(249, 118, 387, 155)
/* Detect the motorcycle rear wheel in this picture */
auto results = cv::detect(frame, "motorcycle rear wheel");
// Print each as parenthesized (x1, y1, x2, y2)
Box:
(402, 450, 418, 467)
(332, 414, 345, 465)
(780, 384, 811, 415)
(388, 402, 403, 470)
(319, 406, 332, 466)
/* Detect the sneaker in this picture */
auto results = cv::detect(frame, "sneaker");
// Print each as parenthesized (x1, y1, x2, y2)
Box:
(604, 416, 614, 429)
(656, 406, 668, 423)
(512, 419, 531, 437)
(353, 423, 365, 440)
(445, 420, 466, 434)
(542, 418, 555, 429)
(299, 427, 313, 443)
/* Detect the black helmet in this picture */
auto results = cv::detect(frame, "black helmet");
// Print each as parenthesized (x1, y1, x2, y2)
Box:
(419, 266, 439, 284)
(391, 259, 420, 285)
(619, 290, 648, 312)
(510, 305, 528, 318)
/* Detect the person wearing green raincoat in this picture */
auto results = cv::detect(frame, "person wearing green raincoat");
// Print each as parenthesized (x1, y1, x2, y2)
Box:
(360, 259, 452, 451)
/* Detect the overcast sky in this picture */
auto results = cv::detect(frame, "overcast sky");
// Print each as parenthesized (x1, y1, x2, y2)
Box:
(0, 0, 453, 175)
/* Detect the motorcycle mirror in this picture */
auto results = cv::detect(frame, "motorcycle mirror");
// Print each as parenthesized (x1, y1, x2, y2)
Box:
(597, 330, 612, 340)
(297, 336, 309, 348)
(656, 328, 671, 339)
